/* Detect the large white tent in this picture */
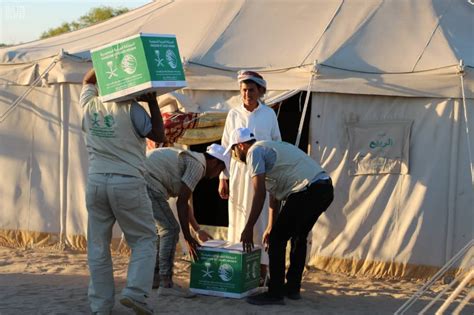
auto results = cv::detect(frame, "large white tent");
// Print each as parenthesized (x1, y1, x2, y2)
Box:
(1, 0, 472, 278)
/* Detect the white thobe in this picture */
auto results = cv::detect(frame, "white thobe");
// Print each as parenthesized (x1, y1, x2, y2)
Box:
(221, 101, 281, 265)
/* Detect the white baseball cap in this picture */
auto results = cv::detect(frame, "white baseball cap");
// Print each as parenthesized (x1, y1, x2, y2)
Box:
(224, 127, 256, 155)
(206, 143, 230, 173)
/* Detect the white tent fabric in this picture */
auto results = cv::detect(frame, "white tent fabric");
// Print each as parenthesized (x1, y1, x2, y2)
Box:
(0, 0, 473, 278)
(309, 93, 473, 277)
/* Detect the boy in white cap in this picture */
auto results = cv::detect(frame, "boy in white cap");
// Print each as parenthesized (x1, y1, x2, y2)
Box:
(144, 144, 230, 298)
(225, 128, 334, 305)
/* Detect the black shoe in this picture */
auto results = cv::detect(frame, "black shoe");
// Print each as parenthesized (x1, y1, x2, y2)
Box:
(283, 284, 302, 300)
(246, 292, 285, 305)
(286, 291, 301, 300)
(152, 276, 160, 289)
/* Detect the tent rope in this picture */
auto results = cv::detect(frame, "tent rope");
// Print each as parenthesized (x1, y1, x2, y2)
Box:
(394, 239, 474, 315)
(0, 53, 61, 123)
(435, 270, 473, 315)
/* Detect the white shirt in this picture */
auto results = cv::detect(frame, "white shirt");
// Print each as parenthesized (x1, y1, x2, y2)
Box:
(220, 101, 281, 179)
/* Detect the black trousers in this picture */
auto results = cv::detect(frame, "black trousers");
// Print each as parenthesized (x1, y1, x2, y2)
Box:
(268, 179, 334, 298)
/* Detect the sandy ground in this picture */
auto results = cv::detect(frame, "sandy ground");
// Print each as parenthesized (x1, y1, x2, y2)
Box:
(0, 247, 472, 315)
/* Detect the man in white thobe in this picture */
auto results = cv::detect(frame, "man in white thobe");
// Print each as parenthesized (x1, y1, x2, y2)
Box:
(219, 70, 281, 281)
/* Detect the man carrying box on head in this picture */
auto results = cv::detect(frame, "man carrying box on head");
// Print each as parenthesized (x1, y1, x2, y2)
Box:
(225, 128, 334, 306)
(81, 68, 165, 315)
(144, 144, 230, 298)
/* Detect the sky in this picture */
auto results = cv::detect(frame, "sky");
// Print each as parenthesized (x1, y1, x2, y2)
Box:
(0, 0, 152, 45)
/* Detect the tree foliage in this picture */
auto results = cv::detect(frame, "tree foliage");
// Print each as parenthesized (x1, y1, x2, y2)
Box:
(40, 6, 129, 39)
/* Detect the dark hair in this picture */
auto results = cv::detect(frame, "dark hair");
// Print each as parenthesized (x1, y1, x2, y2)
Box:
(244, 139, 256, 145)
(204, 152, 225, 166)
(204, 152, 214, 160)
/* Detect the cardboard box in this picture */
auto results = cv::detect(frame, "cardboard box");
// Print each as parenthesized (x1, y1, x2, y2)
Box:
(190, 240, 261, 298)
(91, 33, 187, 103)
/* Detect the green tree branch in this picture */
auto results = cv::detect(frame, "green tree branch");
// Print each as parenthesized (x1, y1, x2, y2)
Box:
(40, 6, 129, 39)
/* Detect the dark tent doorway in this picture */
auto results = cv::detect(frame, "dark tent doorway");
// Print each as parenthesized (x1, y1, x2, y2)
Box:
(191, 91, 311, 227)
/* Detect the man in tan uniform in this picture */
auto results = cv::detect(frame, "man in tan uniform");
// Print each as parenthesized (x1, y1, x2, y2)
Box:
(81, 68, 165, 315)
(225, 128, 334, 306)
(145, 144, 230, 297)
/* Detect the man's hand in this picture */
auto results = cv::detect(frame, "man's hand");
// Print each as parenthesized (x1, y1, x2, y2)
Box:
(196, 229, 213, 243)
(239, 174, 265, 253)
(240, 226, 254, 253)
(83, 68, 97, 85)
(262, 226, 272, 252)
(218, 179, 229, 199)
(184, 235, 201, 262)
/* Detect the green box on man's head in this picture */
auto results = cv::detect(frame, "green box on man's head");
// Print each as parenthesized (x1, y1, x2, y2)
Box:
(91, 33, 186, 103)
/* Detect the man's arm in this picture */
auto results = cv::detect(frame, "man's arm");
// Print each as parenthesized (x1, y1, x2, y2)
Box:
(263, 194, 279, 251)
(240, 173, 266, 252)
(218, 111, 233, 199)
(176, 183, 200, 261)
(136, 93, 165, 143)
(80, 68, 99, 108)
(218, 178, 229, 199)
(188, 199, 213, 242)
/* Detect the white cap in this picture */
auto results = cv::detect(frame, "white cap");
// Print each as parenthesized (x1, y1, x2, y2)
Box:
(224, 127, 256, 155)
(206, 143, 230, 173)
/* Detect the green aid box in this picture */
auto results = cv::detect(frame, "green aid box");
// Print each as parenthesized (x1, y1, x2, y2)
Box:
(190, 240, 261, 298)
(91, 33, 186, 103)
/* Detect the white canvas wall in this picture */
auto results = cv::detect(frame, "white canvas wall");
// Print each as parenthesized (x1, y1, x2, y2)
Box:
(308, 93, 473, 275)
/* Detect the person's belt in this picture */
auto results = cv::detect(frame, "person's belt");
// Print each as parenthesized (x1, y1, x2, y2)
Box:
(293, 176, 332, 196)
(309, 171, 331, 185)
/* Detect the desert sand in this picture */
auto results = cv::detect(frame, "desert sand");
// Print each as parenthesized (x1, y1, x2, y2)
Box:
(0, 247, 472, 315)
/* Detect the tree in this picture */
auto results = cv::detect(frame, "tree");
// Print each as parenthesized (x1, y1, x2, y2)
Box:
(40, 6, 129, 39)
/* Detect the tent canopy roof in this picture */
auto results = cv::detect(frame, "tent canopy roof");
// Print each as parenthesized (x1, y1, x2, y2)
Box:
(1, 0, 473, 97)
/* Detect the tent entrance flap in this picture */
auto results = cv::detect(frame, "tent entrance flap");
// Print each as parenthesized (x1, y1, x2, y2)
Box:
(265, 89, 301, 106)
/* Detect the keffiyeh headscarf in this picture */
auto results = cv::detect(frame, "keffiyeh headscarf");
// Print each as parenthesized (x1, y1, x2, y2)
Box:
(237, 70, 267, 88)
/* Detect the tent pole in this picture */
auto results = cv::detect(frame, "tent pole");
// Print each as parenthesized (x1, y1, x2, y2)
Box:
(295, 61, 318, 148)
(295, 61, 318, 267)
(276, 101, 283, 119)
(445, 97, 460, 263)
(458, 60, 474, 191)
(58, 83, 72, 249)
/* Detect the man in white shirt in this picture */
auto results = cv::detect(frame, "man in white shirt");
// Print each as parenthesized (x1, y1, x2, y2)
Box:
(81, 68, 165, 315)
(219, 70, 281, 283)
